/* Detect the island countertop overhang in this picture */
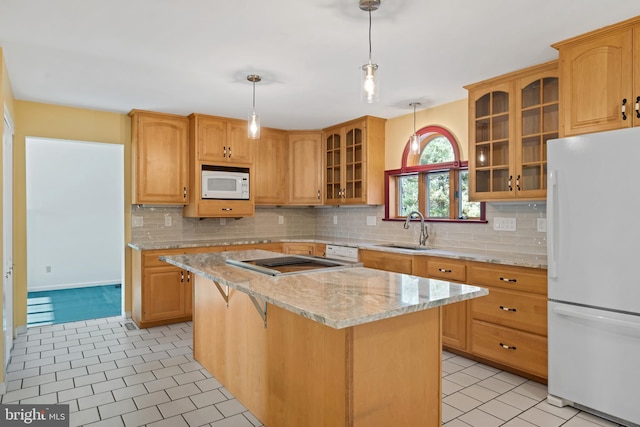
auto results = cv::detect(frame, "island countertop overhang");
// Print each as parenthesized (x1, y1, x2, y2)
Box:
(161, 249, 489, 329)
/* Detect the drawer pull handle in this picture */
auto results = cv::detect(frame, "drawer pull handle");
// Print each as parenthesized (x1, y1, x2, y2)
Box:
(500, 277, 517, 283)
(221, 208, 233, 211)
(499, 305, 517, 312)
(180, 271, 184, 283)
(438, 268, 452, 273)
(499, 343, 517, 350)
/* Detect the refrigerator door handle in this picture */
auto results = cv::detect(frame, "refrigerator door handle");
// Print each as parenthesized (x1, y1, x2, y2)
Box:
(552, 305, 640, 335)
(548, 170, 558, 278)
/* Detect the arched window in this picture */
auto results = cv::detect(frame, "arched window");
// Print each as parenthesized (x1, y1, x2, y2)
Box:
(384, 126, 484, 222)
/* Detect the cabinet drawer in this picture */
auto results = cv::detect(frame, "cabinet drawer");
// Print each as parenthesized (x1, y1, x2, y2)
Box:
(143, 249, 185, 268)
(471, 287, 547, 335)
(469, 263, 547, 294)
(471, 320, 547, 379)
(426, 258, 466, 282)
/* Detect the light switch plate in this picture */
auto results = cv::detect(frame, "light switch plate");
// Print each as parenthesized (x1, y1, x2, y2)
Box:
(132, 215, 143, 227)
(164, 216, 172, 227)
(494, 217, 517, 231)
(537, 218, 547, 232)
(333, 215, 338, 225)
(366, 216, 376, 226)
(278, 215, 284, 225)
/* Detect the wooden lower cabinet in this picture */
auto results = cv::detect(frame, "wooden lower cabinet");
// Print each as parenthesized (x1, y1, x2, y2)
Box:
(414, 256, 468, 351)
(362, 250, 549, 382)
(194, 274, 442, 427)
(132, 243, 284, 328)
(282, 242, 326, 256)
(359, 249, 413, 273)
(468, 262, 548, 382)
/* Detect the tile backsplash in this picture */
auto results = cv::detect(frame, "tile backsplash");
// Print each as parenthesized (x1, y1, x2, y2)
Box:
(131, 202, 546, 257)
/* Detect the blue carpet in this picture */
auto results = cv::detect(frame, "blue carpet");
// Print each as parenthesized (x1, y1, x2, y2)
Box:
(27, 284, 122, 327)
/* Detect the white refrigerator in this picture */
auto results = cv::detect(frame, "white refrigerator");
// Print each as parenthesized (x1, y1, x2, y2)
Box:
(547, 127, 640, 426)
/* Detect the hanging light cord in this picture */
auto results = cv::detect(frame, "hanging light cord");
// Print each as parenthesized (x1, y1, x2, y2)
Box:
(251, 81, 256, 111)
(367, 8, 373, 62)
(413, 103, 417, 134)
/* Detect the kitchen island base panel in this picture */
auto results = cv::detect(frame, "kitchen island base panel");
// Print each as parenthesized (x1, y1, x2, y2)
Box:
(193, 275, 442, 427)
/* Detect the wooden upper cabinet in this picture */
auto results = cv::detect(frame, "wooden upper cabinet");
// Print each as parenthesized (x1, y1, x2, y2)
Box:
(551, 16, 640, 136)
(553, 20, 637, 136)
(466, 61, 558, 202)
(323, 116, 385, 206)
(254, 128, 287, 205)
(130, 110, 189, 204)
(189, 113, 253, 164)
(287, 131, 323, 205)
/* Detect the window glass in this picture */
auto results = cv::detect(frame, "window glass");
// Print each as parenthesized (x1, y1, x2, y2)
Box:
(460, 170, 481, 219)
(398, 175, 418, 216)
(426, 172, 450, 218)
(420, 136, 455, 165)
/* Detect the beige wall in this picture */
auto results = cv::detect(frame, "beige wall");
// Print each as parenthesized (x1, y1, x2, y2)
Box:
(1, 47, 16, 384)
(384, 98, 468, 169)
(13, 101, 131, 333)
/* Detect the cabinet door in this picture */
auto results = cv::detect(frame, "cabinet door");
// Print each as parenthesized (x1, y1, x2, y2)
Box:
(132, 112, 188, 204)
(515, 71, 558, 199)
(254, 129, 287, 205)
(324, 127, 343, 205)
(343, 122, 366, 204)
(227, 120, 254, 163)
(288, 132, 323, 205)
(558, 26, 634, 136)
(143, 266, 187, 321)
(283, 243, 315, 255)
(195, 115, 228, 163)
(414, 257, 468, 350)
(468, 82, 515, 201)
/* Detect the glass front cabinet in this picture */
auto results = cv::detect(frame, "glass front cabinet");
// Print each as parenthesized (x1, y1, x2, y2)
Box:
(466, 61, 558, 201)
(323, 116, 386, 205)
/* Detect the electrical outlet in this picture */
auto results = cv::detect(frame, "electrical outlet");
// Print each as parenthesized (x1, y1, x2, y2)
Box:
(46, 266, 51, 273)
(278, 215, 284, 225)
(537, 218, 547, 232)
(366, 216, 376, 226)
(220, 218, 226, 225)
(132, 215, 143, 227)
(494, 217, 517, 231)
(333, 215, 338, 225)
(164, 216, 172, 227)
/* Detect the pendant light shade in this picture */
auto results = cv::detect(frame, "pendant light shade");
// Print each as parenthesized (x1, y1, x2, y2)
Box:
(247, 74, 261, 139)
(360, 0, 381, 103)
(410, 102, 421, 155)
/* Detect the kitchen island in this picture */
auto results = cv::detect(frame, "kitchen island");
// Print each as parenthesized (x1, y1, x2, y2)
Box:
(161, 250, 488, 427)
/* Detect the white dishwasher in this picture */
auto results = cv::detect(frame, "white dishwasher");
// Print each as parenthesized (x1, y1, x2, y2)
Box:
(325, 244, 359, 263)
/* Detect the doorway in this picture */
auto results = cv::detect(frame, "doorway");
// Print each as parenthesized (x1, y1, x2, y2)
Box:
(25, 137, 124, 326)
(3, 109, 14, 366)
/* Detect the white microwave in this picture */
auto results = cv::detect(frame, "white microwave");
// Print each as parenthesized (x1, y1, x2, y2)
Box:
(201, 165, 250, 200)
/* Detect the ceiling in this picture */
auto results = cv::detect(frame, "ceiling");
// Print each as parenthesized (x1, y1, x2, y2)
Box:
(1, 1, 639, 130)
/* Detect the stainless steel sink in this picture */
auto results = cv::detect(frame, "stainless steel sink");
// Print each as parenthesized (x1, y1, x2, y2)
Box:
(375, 243, 431, 251)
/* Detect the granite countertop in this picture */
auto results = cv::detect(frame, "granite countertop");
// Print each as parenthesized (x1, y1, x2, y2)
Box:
(160, 249, 488, 329)
(130, 235, 547, 269)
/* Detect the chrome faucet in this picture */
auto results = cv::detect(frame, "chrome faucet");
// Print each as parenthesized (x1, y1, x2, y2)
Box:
(404, 211, 429, 246)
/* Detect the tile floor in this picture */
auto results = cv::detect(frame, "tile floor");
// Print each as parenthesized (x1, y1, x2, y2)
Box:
(2, 316, 624, 427)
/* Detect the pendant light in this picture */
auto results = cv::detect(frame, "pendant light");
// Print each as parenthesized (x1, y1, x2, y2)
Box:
(409, 102, 421, 155)
(360, 0, 381, 103)
(247, 74, 261, 139)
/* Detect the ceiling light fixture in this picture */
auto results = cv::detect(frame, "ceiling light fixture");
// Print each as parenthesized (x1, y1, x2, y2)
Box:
(360, 0, 381, 103)
(247, 74, 261, 139)
(410, 102, 421, 155)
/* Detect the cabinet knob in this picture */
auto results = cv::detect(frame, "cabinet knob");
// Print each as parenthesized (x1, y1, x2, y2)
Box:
(228, 147, 232, 158)
(223, 146, 227, 157)
(317, 190, 321, 200)
(622, 98, 628, 121)
(516, 175, 521, 191)
(508, 176, 513, 191)
(636, 97, 640, 119)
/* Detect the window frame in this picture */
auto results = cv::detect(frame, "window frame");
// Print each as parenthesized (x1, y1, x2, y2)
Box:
(383, 125, 486, 223)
